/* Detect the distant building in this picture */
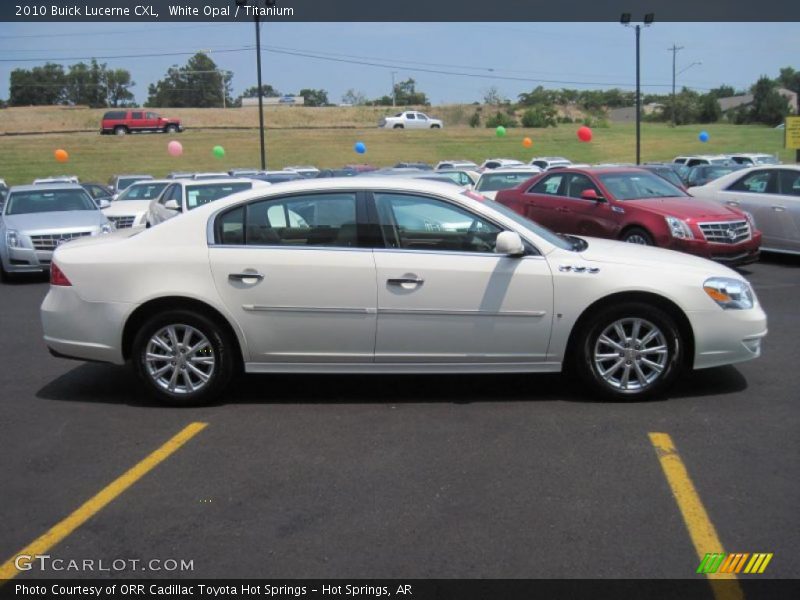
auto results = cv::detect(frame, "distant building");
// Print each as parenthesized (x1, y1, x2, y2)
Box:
(718, 88, 798, 114)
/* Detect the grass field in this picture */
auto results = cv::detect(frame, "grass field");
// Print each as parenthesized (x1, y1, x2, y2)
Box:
(0, 118, 792, 186)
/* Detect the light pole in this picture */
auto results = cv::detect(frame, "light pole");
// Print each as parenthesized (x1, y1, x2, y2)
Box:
(236, 0, 269, 170)
(621, 13, 654, 165)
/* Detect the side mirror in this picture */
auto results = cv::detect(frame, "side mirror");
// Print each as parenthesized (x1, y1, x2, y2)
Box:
(580, 189, 604, 201)
(495, 231, 525, 256)
(164, 199, 181, 211)
(97, 199, 111, 209)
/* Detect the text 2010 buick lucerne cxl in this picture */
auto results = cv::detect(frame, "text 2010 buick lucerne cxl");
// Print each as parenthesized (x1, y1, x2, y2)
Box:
(41, 178, 767, 406)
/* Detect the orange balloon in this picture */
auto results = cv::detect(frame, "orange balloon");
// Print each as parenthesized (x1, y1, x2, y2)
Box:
(522, 137, 533, 148)
(54, 149, 69, 163)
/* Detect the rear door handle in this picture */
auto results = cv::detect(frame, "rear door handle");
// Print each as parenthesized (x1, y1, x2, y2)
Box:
(726, 200, 740, 207)
(229, 271, 264, 282)
(772, 205, 786, 212)
(387, 277, 424, 286)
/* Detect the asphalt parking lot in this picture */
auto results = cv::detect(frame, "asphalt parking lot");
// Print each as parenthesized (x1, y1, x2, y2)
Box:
(0, 254, 797, 581)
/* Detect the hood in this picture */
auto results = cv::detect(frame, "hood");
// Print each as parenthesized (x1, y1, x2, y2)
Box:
(103, 201, 152, 216)
(576, 236, 738, 276)
(3, 210, 108, 233)
(621, 196, 741, 220)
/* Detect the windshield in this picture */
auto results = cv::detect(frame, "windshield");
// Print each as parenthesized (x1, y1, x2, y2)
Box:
(754, 156, 779, 165)
(463, 192, 573, 251)
(709, 158, 731, 165)
(5, 189, 97, 215)
(185, 183, 252, 210)
(654, 169, 685, 188)
(476, 172, 540, 192)
(119, 177, 151, 190)
(117, 182, 169, 201)
(598, 171, 688, 200)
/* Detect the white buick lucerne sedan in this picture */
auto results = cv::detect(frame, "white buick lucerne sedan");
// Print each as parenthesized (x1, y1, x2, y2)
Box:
(41, 178, 767, 406)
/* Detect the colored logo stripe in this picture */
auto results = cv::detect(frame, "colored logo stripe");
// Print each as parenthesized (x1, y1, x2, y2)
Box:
(698, 553, 773, 574)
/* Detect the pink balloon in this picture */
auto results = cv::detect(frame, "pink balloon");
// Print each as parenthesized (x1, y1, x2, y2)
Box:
(577, 126, 593, 142)
(167, 140, 183, 157)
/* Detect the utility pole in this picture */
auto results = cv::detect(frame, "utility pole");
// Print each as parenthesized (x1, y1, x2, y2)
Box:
(391, 71, 397, 107)
(668, 44, 684, 127)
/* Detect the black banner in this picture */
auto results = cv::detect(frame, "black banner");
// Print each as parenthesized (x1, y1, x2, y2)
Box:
(2, 580, 800, 600)
(1, 0, 800, 22)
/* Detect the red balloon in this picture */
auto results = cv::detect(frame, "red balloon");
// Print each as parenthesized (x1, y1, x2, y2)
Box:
(577, 126, 593, 142)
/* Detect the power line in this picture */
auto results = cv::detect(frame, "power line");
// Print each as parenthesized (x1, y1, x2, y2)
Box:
(0, 24, 219, 40)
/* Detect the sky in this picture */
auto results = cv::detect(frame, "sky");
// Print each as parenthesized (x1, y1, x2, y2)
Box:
(0, 22, 797, 106)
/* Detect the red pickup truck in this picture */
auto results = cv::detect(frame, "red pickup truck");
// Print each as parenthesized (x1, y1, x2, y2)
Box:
(101, 110, 184, 135)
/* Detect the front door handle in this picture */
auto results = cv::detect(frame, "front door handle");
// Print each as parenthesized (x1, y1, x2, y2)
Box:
(229, 271, 264, 282)
(726, 200, 740, 207)
(772, 205, 786, 212)
(387, 277, 424, 286)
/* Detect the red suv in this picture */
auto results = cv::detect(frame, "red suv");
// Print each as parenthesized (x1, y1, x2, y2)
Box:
(101, 110, 183, 135)
(495, 166, 761, 265)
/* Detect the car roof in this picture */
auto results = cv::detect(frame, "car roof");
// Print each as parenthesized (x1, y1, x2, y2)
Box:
(126, 179, 173, 186)
(9, 183, 85, 192)
(178, 178, 260, 186)
(114, 174, 153, 178)
(479, 168, 542, 175)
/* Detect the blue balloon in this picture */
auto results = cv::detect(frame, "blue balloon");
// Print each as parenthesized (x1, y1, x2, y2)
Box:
(354, 141, 366, 154)
(698, 131, 709, 142)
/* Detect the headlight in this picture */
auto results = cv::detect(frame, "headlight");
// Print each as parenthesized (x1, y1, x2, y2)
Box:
(703, 277, 755, 310)
(665, 216, 693, 239)
(100, 222, 115, 234)
(6, 229, 20, 248)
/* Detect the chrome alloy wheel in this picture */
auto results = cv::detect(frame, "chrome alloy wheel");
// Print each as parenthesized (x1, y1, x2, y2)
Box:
(145, 324, 215, 394)
(624, 234, 650, 245)
(593, 318, 668, 393)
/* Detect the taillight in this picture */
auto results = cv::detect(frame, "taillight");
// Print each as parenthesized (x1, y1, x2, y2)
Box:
(50, 262, 72, 286)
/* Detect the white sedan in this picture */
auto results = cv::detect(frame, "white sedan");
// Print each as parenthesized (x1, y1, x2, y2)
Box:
(102, 180, 171, 230)
(146, 178, 269, 227)
(688, 165, 800, 255)
(42, 178, 767, 406)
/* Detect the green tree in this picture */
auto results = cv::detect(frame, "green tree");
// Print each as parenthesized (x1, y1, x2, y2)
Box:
(750, 76, 790, 125)
(393, 78, 428, 105)
(777, 67, 800, 93)
(105, 68, 135, 107)
(65, 59, 106, 107)
(485, 112, 518, 128)
(146, 53, 231, 108)
(241, 84, 280, 98)
(298, 88, 330, 107)
(708, 85, 736, 99)
(9, 63, 66, 105)
(697, 93, 721, 123)
(521, 106, 557, 128)
(341, 89, 367, 105)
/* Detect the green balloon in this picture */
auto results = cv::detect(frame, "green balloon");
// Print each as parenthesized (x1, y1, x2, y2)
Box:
(495, 126, 506, 137)
(212, 145, 225, 158)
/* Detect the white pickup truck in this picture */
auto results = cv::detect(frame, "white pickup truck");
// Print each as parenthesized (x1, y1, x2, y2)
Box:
(378, 111, 443, 129)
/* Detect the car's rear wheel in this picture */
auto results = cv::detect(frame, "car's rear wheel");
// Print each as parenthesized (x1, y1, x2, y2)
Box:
(621, 227, 654, 245)
(393, 124, 404, 129)
(132, 310, 234, 406)
(114, 126, 127, 136)
(575, 302, 683, 401)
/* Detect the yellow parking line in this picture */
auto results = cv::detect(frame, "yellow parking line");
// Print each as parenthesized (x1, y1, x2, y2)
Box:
(649, 432, 744, 600)
(0, 422, 208, 582)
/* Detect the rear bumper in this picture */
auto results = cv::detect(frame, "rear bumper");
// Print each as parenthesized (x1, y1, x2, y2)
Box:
(41, 285, 131, 364)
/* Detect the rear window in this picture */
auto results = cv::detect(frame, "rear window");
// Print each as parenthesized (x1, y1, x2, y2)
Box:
(185, 183, 252, 210)
(118, 177, 152, 190)
(103, 111, 126, 120)
(476, 172, 540, 192)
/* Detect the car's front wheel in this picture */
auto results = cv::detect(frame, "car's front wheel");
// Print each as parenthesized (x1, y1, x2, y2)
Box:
(132, 310, 235, 406)
(393, 124, 404, 129)
(576, 303, 683, 401)
(165, 124, 178, 133)
(621, 227, 654, 245)
(431, 124, 441, 129)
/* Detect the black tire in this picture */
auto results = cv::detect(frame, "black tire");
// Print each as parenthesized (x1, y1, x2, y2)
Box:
(0, 259, 11, 283)
(131, 310, 235, 406)
(393, 124, 404, 129)
(165, 124, 178, 134)
(621, 227, 654, 245)
(574, 302, 683, 401)
(431, 124, 441, 129)
(114, 126, 127, 136)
